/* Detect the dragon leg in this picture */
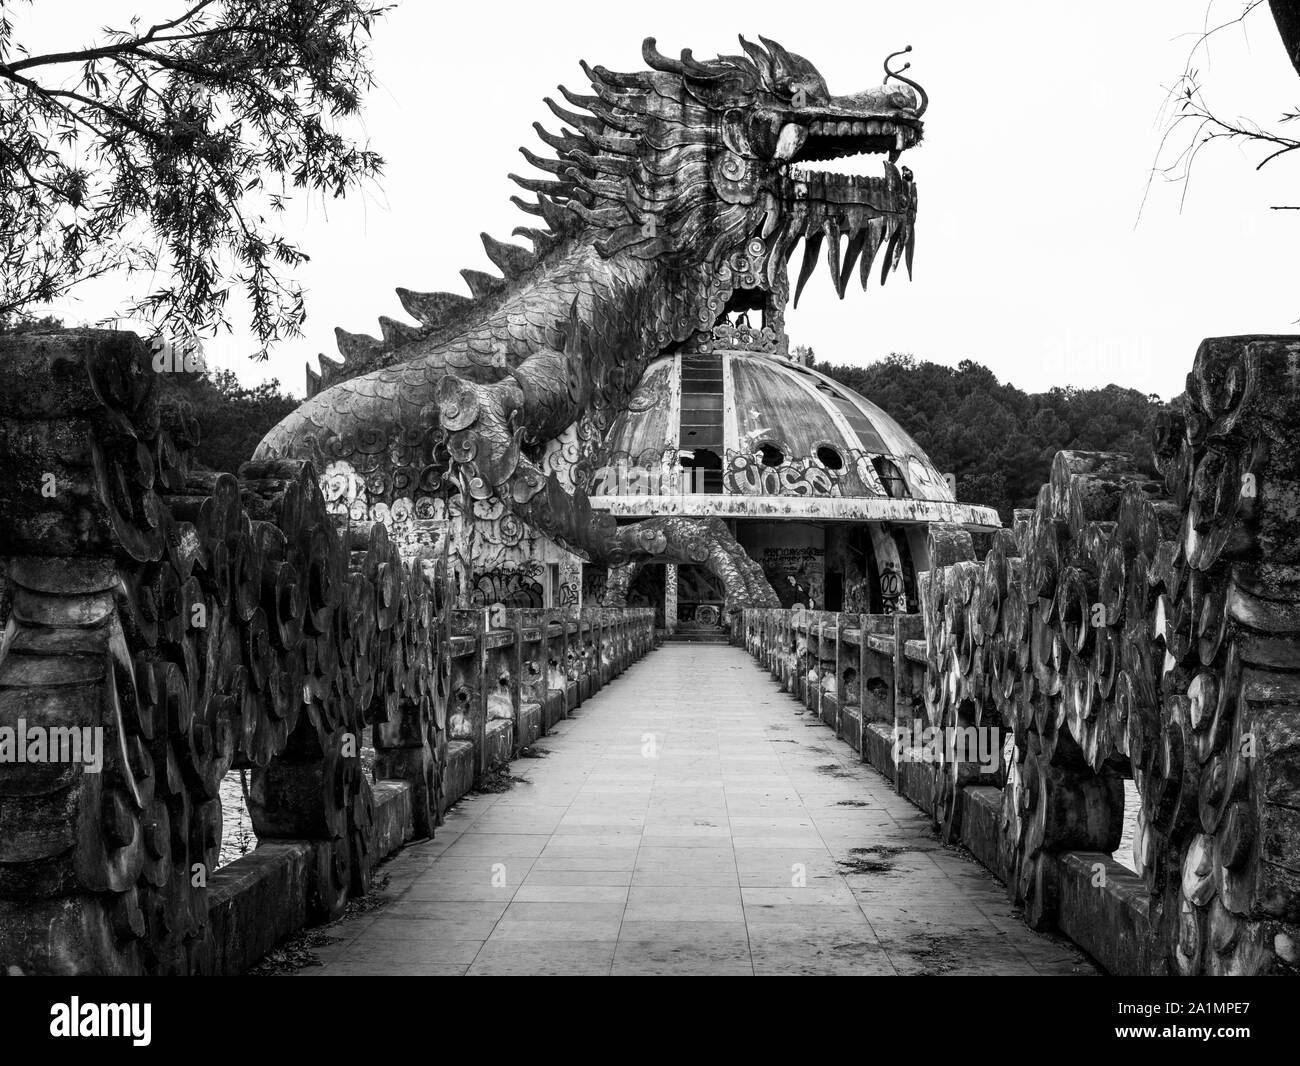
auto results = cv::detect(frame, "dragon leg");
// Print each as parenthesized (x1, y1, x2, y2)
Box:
(437, 322, 778, 610)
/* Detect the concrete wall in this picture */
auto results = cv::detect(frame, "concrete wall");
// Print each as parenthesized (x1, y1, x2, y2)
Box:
(736, 607, 1160, 976)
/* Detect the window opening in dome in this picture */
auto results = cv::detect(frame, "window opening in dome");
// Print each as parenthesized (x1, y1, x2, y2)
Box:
(816, 445, 844, 470)
(872, 456, 910, 499)
(757, 442, 785, 467)
(679, 447, 722, 493)
(679, 353, 723, 455)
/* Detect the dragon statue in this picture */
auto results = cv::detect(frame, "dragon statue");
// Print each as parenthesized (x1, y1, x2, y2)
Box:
(255, 35, 927, 610)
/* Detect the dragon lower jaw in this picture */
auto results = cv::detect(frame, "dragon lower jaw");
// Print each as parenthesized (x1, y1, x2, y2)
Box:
(764, 159, 917, 303)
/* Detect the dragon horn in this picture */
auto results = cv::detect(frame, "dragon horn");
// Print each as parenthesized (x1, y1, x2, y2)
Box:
(642, 37, 686, 75)
(678, 47, 728, 80)
(884, 45, 928, 117)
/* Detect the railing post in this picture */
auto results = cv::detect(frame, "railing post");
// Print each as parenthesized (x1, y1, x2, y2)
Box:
(832, 612, 844, 741)
(474, 610, 489, 778)
(858, 613, 870, 762)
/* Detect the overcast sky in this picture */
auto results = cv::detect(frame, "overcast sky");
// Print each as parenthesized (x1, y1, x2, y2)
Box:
(19, 1, 1300, 400)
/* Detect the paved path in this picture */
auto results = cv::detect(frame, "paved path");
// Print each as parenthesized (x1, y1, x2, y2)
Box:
(305, 644, 1097, 976)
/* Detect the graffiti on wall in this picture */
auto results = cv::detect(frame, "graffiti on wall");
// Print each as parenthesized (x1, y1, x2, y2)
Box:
(724, 452, 835, 497)
(878, 561, 907, 614)
(470, 566, 546, 608)
(760, 545, 824, 610)
(844, 577, 873, 614)
(558, 559, 583, 609)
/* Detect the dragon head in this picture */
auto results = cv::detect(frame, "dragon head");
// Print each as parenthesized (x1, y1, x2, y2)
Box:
(522, 35, 925, 307)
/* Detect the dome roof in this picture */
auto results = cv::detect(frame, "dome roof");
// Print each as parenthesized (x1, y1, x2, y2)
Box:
(588, 347, 999, 528)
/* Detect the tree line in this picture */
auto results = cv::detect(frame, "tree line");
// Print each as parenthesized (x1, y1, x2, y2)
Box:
(813, 353, 1169, 523)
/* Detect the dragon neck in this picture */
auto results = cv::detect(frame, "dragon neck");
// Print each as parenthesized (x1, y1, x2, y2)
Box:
(445, 231, 743, 428)
(481, 234, 736, 369)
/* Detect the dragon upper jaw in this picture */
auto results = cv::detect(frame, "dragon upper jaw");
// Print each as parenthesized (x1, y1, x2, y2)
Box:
(773, 110, 922, 163)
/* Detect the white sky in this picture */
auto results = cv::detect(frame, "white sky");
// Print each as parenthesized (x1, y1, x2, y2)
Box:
(17, 0, 1300, 400)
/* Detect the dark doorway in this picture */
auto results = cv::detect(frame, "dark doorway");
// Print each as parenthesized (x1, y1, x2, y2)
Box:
(890, 527, 919, 614)
(848, 527, 882, 613)
(823, 571, 843, 612)
(627, 564, 666, 629)
(677, 564, 727, 628)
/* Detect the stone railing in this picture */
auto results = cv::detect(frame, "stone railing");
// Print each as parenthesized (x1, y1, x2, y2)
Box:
(737, 335, 1300, 976)
(0, 329, 655, 975)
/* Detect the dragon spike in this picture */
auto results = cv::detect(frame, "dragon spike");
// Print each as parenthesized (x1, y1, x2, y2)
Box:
(584, 128, 637, 155)
(566, 198, 630, 230)
(334, 327, 383, 362)
(510, 194, 542, 216)
(513, 225, 560, 258)
(396, 288, 473, 329)
(518, 146, 568, 175)
(312, 351, 345, 395)
(378, 315, 424, 346)
(590, 65, 652, 94)
(508, 172, 570, 196)
(543, 96, 601, 134)
(532, 122, 584, 155)
(737, 35, 772, 79)
(583, 60, 645, 91)
(460, 268, 507, 301)
(480, 233, 536, 279)
(585, 97, 642, 134)
(566, 166, 622, 200)
(884, 45, 928, 117)
(569, 148, 634, 178)
(556, 85, 601, 111)
(758, 35, 797, 78)
(537, 194, 577, 235)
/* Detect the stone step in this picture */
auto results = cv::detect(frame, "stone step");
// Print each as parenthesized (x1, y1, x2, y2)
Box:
(664, 631, 730, 644)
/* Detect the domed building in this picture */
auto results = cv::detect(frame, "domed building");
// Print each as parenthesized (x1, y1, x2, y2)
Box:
(585, 322, 1000, 632)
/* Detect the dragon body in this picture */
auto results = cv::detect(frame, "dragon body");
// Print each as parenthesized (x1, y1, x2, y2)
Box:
(255, 36, 926, 608)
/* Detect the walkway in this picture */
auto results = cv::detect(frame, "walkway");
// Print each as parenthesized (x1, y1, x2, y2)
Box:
(304, 644, 1098, 976)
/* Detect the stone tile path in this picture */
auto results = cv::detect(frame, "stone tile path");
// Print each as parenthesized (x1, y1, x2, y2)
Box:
(304, 644, 1098, 976)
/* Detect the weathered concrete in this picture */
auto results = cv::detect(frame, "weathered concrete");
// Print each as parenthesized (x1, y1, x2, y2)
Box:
(1055, 853, 1158, 976)
(370, 782, 414, 861)
(443, 741, 476, 810)
(204, 784, 416, 975)
(960, 786, 1011, 885)
(303, 645, 1096, 976)
(206, 843, 314, 976)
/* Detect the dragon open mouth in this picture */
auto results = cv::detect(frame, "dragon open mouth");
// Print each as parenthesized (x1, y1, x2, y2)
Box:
(765, 115, 920, 305)
(794, 116, 921, 162)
